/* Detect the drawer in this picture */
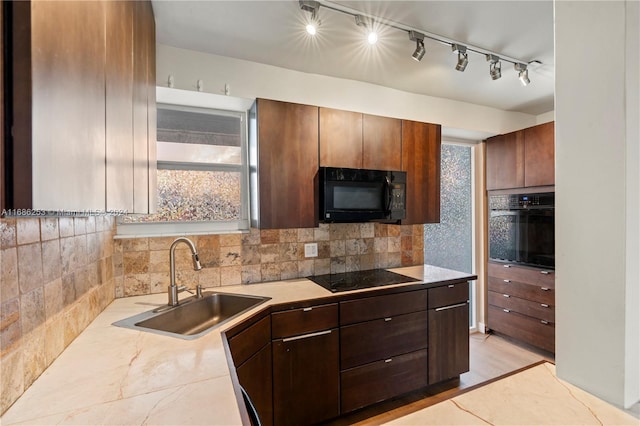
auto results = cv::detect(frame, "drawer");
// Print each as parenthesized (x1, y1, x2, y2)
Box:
(488, 305, 555, 353)
(488, 291, 555, 323)
(271, 303, 338, 339)
(428, 282, 469, 309)
(340, 290, 428, 325)
(488, 276, 554, 305)
(341, 310, 428, 369)
(341, 349, 428, 413)
(228, 315, 271, 367)
(488, 262, 555, 288)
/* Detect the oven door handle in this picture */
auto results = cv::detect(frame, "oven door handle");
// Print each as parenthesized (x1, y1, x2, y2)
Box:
(384, 176, 392, 215)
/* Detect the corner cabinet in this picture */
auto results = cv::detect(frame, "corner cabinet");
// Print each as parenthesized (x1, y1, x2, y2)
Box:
(402, 120, 442, 224)
(485, 121, 554, 191)
(4, 0, 156, 212)
(250, 99, 319, 229)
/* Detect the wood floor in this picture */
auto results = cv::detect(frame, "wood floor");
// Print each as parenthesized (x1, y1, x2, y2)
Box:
(324, 332, 554, 426)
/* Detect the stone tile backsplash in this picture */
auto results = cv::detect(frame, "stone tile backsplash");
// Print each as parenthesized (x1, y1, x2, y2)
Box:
(0, 216, 118, 415)
(116, 223, 425, 297)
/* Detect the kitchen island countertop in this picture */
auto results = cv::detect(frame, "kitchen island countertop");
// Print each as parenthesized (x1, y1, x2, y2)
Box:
(1, 265, 475, 425)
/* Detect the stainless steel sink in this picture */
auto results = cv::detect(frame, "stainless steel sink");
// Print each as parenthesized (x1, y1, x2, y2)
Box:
(113, 292, 271, 340)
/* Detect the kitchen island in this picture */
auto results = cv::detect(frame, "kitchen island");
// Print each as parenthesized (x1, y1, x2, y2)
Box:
(0, 265, 475, 425)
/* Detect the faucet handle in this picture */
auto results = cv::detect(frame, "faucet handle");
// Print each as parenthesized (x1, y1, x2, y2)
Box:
(177, 285, 194, 295)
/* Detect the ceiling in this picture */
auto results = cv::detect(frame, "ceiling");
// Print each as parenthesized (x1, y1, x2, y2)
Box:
(152, 1, 555, 116)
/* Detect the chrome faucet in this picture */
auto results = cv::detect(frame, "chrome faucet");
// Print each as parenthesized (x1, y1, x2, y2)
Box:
(168, 237, 203, 306)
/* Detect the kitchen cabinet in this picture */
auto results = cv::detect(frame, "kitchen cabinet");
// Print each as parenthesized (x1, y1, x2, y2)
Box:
(339, 290, 428, 412)
(271, 303, 339, 425)
(487, 262, 555, 353)
(427, 283, 470, 384)
(319, 108, 402, 170)
(228, 315, 273, 426)
(401, 120, 442, 224)
(4, 0, 156, 212)
(485, 121, 554, 190)
(251, 99, 319, 229)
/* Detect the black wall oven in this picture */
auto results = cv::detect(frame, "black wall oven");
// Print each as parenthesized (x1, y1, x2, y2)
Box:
(488, 192, 555, 269)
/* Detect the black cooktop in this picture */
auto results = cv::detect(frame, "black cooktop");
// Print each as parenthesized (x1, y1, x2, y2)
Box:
(308, 269, 417, 293)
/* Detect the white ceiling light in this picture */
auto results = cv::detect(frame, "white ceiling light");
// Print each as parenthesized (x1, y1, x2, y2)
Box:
(355, 15, 378, 45)
(299, 0, 321, 36)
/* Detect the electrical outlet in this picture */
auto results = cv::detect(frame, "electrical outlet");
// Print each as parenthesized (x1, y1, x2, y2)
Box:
(304, 243, 318, 258)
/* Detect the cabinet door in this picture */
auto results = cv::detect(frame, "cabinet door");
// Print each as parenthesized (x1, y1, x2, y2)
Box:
(401, 120, 441, 224)
(524, 122, 555, 187)
(363, 114, 402, 170)
(236, 343, 273, 426)
(485, 131, 525, 190)
(428, 303, 469, 384)
(273, 329, 340, 426)
(319, 108, 363, 168)
(257, 99, 319, 229)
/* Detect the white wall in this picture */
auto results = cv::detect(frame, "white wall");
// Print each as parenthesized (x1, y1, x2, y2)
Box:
(156, 44, 536, 139)
(555, 0, 639, 409)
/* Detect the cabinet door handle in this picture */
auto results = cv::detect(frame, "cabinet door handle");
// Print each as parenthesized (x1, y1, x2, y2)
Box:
(541, 320, 549, 325)
(384, 317, 392, 322)
(541, 287, 550, 291)
(503, 279, 511, 283)
(503, 309, 510, 313)
(435, 302, 468, 312)
(540, 271, 551, 275)
(448, 284, 455, 288)
(503, 265, 511, 268)
(503, 294, 510, 298)
(282, 329, 331, 343)
(302, 307, 313, 312)
(384, 358, 393, 363)
(541, 303, 549, 308)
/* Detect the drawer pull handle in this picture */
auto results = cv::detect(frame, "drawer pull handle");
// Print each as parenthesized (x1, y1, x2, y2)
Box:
(282, 329, 331, 343)
(384, 317, 392, 322)
(503, 294, 510, 298)
(541, 320, 549, 325)
(448, 284, 455, 288)
(503, 279, 511, 283)
(503, 265, 511, 268)
(302, 307, 313, 312)
(541, 287, 550, 291)
(384, 358, 393, 363)
(541, 303, 549, 308)
(503, 309, 510, 313)
(435, 302, 468, 312)
(540, 271, 551, 275)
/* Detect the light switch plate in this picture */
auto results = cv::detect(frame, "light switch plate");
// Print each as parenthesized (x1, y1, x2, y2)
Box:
(304, 243, 318, 258)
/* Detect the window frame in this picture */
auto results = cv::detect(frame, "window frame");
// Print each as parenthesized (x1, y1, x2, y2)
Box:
(116, 88, 255, 237)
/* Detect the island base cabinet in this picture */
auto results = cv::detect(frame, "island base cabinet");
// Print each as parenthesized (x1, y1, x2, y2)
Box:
(341, 349, 428, 413)
(428, 303, 470, 384)
(272, 329, 340, 426)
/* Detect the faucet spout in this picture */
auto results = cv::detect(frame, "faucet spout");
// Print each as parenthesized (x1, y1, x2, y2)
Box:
(168, 237, 202, 306)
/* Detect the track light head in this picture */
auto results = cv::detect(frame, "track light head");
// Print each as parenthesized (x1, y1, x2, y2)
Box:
(355, 15, 378, 44)
(452, 44, 468, 72)
(412, 40, 425, 61)
(486, 54, 502, 80)
(300, 0, 321, 35)
(515, 63, 530, 86)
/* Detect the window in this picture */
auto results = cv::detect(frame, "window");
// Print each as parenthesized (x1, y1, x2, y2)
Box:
(118, 89, 253, 236)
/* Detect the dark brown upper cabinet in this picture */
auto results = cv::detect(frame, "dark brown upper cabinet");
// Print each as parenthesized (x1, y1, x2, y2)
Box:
(4, 0, 155, 212)
(486, 121, 554, 191)
(401, 120, 442, 224)
(320, 108, 402, 170)
(251, 99, 319, 229)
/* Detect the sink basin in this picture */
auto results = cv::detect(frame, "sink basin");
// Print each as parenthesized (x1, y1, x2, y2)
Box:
(113, 292, 271, 340)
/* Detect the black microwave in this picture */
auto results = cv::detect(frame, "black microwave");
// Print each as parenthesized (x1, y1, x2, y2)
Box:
(319, 167, 406, 223)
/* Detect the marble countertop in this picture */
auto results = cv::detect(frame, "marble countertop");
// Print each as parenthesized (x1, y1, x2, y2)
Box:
(1, 265, 475, 425)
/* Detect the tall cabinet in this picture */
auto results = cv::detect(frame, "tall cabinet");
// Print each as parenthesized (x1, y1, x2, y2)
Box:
(4, 0, 156, 212)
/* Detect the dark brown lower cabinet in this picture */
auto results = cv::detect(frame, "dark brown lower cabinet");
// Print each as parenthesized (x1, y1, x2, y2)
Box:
(428, 301, 470, 384)
(236, 343, 273, 426)
(272, 329, 340, 425)
(341, 349, 429, 413)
